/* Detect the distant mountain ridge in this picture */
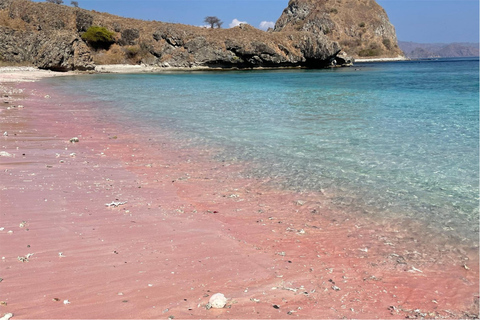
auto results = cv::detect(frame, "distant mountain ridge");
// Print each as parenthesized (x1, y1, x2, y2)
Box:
(398, 41, 479, 59)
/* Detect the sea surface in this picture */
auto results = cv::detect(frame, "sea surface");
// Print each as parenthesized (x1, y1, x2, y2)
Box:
(44, 58, 479, 242)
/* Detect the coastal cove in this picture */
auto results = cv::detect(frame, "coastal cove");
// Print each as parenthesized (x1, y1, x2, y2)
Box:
(0, 58, 478, 318)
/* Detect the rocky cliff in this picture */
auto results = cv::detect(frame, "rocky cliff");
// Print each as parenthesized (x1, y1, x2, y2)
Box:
(274, 0, 404, 59)
(0, 0, 404, 71)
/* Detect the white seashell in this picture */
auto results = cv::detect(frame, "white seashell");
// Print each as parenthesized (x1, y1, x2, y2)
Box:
(0, 313, 13, 320)
(208, 293, 227, 309)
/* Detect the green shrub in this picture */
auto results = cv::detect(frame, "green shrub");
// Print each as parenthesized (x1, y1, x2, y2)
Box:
(382, 38, 392, 50)
(358, 48, 382, 57)
(124, 45, 140, 59)
(359, 22, 365, 28)
(81, 26, 115, 50)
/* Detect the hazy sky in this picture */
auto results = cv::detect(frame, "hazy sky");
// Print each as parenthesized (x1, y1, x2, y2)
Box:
(35, 0, 479, 43)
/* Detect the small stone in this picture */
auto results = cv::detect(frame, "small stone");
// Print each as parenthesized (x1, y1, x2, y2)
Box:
(69, 137, 79, 143)
(208, 293, 227, 309)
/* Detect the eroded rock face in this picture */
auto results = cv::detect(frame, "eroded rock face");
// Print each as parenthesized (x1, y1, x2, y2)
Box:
(0, 27, 94, 71)
(274, 0, 404, 59)
(150, 23, 343, 68)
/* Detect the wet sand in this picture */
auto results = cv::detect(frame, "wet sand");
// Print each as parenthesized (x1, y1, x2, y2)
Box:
(0, 72, 478, 319)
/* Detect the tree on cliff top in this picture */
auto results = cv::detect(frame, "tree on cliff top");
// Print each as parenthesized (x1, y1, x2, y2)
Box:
(204, 16, 223, 28)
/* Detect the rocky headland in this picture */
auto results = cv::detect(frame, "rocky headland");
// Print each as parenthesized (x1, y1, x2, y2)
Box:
(0, 0, 404, 71)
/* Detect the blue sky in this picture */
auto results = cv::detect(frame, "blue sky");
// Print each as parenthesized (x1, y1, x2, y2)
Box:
(35, 0, 479, 43)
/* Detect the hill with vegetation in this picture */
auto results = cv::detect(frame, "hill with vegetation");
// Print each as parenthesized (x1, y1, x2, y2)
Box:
(274, 0, 404, 59)
(0, 0, 403, 71)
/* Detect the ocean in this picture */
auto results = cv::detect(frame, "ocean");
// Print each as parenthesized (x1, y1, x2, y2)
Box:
(43, 57, 479, 243)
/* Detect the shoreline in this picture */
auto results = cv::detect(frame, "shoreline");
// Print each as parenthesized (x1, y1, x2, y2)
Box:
(0, 71, 478, 319)
(354, 56, 408, 63)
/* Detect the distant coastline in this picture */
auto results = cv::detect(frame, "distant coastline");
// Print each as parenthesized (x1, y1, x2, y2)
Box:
(398, 41, 479, 59)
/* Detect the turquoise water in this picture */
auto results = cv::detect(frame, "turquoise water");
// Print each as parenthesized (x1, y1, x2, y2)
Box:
(45, 58, 479, 240)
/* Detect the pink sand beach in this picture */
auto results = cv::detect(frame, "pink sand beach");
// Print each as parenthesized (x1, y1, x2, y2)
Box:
(0, 71, 478, 319)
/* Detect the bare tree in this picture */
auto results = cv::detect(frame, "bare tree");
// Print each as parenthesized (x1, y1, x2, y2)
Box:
(46, 0, 64, 4)
(204, 16, 223, 29)
(71, 1, 79, 7)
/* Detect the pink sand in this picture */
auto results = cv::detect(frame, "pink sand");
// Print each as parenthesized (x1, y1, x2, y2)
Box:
(0, 79, 478, 319)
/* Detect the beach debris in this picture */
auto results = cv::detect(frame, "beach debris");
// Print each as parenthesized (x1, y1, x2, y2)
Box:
(69, 137, 79, 143)
(331, 285, 341, 291)
(0, 313, 13, 320)
(295, 200, 306, 206)
(0, 151, 13, 157)
(206, 293, 227, 309)
(0, 301, 6, 306)
(63, 299, 71, 305)
(3, 132, 7, 136)
(52, 298, 60, 302)
(250, 298, 260, 303)
(7, 230, 13, 235)
(44, 95, 50, 99)
(276, 251, 286, 256)
(58, 252, 65, 258)
(408, 266, 423, 273)
(17, 253, 34, 262)
(105, 201, 127, 207)
(0, 228, 4, 231)
(19, 221, 27, 228)
(463, 264, 470, 270)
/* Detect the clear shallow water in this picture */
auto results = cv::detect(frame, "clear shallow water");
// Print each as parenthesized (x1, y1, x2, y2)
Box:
(45, 58, 479, 240)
